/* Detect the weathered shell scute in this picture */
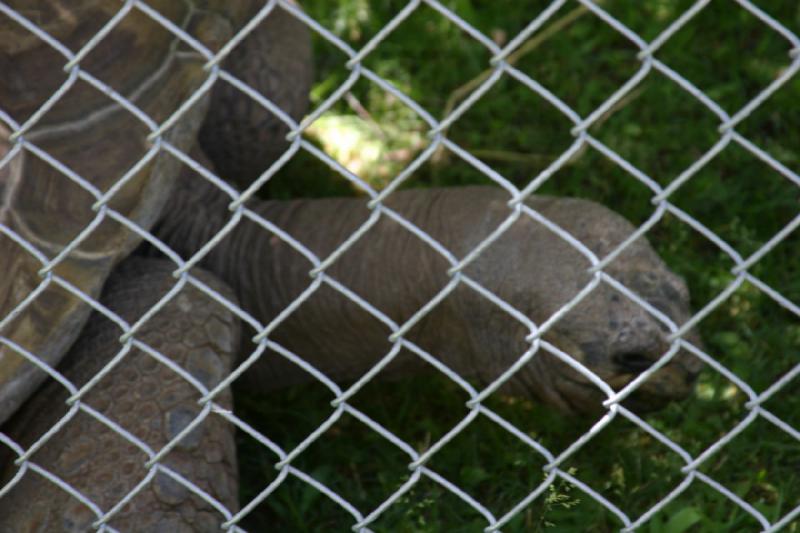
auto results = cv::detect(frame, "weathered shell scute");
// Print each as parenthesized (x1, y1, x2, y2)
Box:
(0, 1, 241, 423)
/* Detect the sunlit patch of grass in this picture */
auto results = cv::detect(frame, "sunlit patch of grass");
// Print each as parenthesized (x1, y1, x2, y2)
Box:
(306, 111, 426, 190)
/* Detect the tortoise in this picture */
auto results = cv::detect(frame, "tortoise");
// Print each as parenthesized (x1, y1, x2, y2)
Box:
(0, 1, 703, 530)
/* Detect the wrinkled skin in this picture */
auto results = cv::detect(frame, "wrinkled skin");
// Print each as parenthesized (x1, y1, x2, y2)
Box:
(160, 178, 703, 417)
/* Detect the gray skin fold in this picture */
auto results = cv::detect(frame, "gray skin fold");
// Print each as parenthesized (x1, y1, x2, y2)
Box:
(158, 173, 703, 416)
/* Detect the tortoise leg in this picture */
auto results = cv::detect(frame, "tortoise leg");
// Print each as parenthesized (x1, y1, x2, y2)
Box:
(0, 258, 240, 531)
(198, 2, 312, 187)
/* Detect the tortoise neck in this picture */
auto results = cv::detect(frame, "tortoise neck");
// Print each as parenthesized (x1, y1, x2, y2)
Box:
(157, 178, 531, 394)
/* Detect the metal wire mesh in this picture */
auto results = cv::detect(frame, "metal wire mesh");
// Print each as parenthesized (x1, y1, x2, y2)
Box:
(0, 0, 798, 531)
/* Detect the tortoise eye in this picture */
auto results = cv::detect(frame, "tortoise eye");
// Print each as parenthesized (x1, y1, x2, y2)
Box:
(613, 352, 654, 373)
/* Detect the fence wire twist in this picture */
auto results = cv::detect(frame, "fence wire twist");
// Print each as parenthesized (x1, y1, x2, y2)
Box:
(0, 0, 799, 531)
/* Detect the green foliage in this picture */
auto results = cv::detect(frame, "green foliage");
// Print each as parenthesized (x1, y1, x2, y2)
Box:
(241, 0, 800, 530)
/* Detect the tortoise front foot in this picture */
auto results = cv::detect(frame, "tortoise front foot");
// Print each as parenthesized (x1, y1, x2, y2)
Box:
(0, 258, 241, 531)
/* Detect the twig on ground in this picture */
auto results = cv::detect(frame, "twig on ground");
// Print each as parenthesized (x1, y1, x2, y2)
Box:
(433, 5, 591, 164)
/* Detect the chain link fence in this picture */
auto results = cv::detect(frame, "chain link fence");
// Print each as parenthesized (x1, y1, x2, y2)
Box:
(1, 0, 799, 531)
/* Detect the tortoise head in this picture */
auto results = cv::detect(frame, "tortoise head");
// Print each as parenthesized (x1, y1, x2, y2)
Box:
(490, 196, 704, 416)
(528, 260, 704, 416)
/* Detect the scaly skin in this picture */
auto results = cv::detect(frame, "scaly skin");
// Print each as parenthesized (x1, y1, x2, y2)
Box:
(0, 258, 240, 531)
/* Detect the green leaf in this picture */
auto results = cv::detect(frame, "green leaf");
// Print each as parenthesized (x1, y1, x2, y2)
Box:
(662, 507, 704, 533)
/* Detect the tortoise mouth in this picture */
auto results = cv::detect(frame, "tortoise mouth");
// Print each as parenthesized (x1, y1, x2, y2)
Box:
(548, 363, 697, 416)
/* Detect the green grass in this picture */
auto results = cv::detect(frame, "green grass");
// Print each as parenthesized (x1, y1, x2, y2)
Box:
(237, 1, 800, 530)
